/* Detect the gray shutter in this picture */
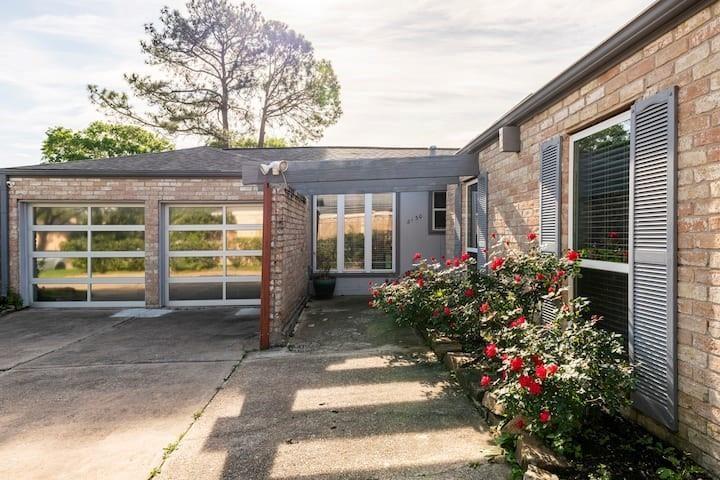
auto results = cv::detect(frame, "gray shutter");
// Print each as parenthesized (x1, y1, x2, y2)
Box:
(629, 87, 677, 430)
(453, 182, 462, 257)
(539, 137, 561, 255)
(475, 172, 489, 268)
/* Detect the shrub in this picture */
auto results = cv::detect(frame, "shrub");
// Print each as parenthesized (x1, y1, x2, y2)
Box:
(371, 236, 633, 453)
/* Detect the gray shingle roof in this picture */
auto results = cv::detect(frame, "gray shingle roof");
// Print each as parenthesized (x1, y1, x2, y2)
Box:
(2, 146, 458, 177)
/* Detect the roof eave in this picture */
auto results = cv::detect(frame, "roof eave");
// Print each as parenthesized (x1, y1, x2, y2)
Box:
(1, 169, 244, 178)
(458, 0, 712, 154)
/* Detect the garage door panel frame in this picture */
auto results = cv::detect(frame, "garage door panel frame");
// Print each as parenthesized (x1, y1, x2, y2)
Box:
(163, 203, 263, 307)
(27, 203, 147, 307)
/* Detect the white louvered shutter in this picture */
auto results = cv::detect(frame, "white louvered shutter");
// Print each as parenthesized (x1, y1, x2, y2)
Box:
(475, 172, 489, 268)
(539, 137, 562, 322)
(629, 87, 677, 430)
(540, 137, 561, 255)
(453, 183, 462, 257)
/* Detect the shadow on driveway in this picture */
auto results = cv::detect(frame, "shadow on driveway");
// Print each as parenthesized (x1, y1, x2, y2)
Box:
(159, 298, 508, 480)
(0, 307, 258, 480)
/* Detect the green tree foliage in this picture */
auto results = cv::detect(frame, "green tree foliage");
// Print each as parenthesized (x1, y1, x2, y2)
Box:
(41, 121, 173, 163)
(205, 134, 288, 148)
(256, 20, 341, 147)
(88, 0, 341, 148)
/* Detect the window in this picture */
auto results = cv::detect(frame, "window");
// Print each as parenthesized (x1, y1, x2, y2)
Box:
(30, 204, 145, 305)
(465, 180, 478, 252)
(430, 191, 446, 233)
(313, 193, 395, 273)
(570, 111, 631, 342)
(165, 204, 262, 305)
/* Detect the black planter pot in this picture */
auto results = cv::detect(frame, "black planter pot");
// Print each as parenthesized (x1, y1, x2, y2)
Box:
(313, 277, 336, 299)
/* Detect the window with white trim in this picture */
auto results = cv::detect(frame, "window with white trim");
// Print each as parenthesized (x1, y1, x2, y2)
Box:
(464, 179, 478, 253)
(430, 191, 446, 233)
(313, 193, 395, 273)
(30, 204, 145, 305)
(570, 111, 631, 344)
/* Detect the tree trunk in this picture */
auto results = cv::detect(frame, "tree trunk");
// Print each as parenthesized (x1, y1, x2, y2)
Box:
(257, 114, 267, 148)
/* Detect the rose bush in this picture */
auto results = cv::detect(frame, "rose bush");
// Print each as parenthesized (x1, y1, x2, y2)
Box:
(371, 234, 633, 454)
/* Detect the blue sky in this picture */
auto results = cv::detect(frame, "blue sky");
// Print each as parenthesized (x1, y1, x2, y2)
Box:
(0, 0, 655, 167)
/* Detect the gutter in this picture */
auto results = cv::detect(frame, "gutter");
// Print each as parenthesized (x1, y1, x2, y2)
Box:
(1, 174, 8, 298)
(0, 169, 245, 178)
(458, 0, 712, 154)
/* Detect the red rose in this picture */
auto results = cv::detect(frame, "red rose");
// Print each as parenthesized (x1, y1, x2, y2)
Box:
(490, 257, 505, 271)
(530, 355, 543, 366)
(510, 356, 524, 372)
(527, 232, 537, 241)
(479, 302, 491, 314)
(519, 375, 533, 388)
(566, 249, 580, 262)
(608, 231, 619, 239)
(509, 315, 526, 328)
(515, 418, 526, 429)
(372, 290, 379, 297)
(368, 300, 375, 308)
(443, 306, 452, 316)
(535, 365, 547, 380)
(430, 256, 436, 262)
(413, 252, 422, 261)
(491, 232, 497, 240)
(461, 252, 471, 262)
(432, 309, 440, 318)
(528, 381, 542, 396)
(514, 274, 522, 284)
(547, 364, 558, 376)
(481, 247, 488, 254)
(501, 353, 508, 361)
(392, 280, 399, 285)
(446, 259, 453, 266)
(548, 286, 555, 293)
(556, 269, 566, 277)
(454, 258, 461, 267)
(480, 375, 492, 387)
(464, 288, 475, 298)
(387, 299, 393, 305)
(417, 278, 424, 288)
(535, 273, 545, 281)
(539, 409, 551, 423)
(484, 343, 498, 358)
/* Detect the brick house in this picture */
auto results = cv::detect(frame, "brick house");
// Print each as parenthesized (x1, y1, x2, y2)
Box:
(447, 0, 720, 472)
(0, 146, 460, 345)
(1, 0, 720, 473)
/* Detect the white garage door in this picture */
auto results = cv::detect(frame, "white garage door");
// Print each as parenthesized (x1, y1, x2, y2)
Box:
(164, 204, 262, 306)
(29, 204, 146, 306)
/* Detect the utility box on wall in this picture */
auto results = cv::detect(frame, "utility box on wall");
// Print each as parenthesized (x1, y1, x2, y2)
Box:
(498, 126, 521, 152)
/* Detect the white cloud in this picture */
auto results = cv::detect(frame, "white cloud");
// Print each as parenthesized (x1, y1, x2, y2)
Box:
(0, 0, 654, 167)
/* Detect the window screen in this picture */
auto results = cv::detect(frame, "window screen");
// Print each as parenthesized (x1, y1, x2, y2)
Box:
(576, 268, 629, 347)
(371, 193, 393, 270)
(575, 120, 630, 263)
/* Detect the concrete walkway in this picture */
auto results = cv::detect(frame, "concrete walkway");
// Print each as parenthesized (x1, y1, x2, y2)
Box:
(160, 297, 508, 479)
(0, 307, 258, 480)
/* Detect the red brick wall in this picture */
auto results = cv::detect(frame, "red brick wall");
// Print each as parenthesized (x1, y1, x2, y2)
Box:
(469, 3, 720, 472)
(270, 185, 310, 343)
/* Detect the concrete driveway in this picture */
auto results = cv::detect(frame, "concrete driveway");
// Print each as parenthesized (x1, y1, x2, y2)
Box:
(0, 307, 258, 480)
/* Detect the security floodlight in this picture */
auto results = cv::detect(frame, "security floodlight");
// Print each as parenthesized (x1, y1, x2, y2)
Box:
(259, 160, 288, 176)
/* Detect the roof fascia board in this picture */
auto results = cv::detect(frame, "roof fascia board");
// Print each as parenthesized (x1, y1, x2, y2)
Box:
(458, 0, 712, 154)
(0, 169, 245, 178)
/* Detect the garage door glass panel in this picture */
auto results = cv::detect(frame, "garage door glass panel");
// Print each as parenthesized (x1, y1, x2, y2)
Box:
(169, 207, 223, 225)
(227, 230, 262, 251)
(227, 282, 261, 300)
(91, 284, 145, 302)
(169, 231, 222, 251)
(34, 284, 88, 302)
(29, 204, 146, 305)
(169, 257, 223, 277)
(34, 207, 87, 225)
(91, 207, 144, 225)
(165, 204, 262, 305)
(33, 258, 87, 279)
(227, 206, 263, 225)
(169, 283, 223, 301)
(91, 231, 145, 251)
(91, 258, 145, 278)
(227, 256, 262, 276)
(34, 231, 88, 252)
